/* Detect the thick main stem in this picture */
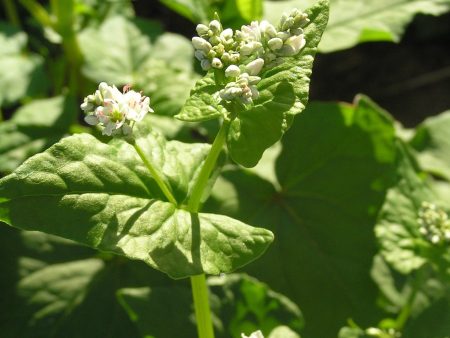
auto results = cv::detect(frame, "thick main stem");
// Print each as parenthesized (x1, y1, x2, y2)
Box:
(188, 120, 230, 338)
(191, 274, 215, 338)
(131, 141, 178, 205)
(187, 120, 230, 213)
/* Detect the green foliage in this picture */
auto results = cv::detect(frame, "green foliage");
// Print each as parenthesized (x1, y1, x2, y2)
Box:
(265, 0, 450, 53)
(0, 225, 140, 338)
(375, 144, 450, 277)
(0, 120, 273, 279)
(410, 111, 450, 181)
(0, 21, 48, 107)
(79, 16, 198, 116)
(206, 96, 398, 337)
(0, 96, 77, 173)
(178, 0, 330, 167)
(117, 273, 302, 338)
(159, 0, 263, 28)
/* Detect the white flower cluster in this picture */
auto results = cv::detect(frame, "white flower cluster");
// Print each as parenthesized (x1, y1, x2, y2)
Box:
(365, 327, 401, 337)
(193, 9, 309, 72)
(417, 201, 450, 245)
(81, 82, 153, 136)
(192, 9, 308, 105)
(241, 330, 264, 338)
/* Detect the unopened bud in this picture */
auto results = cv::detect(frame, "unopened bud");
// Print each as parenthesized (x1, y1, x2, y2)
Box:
(209, 20, 222, 33)
(225, 65, 241, 77)
(196, 24, 209, 36)
(211, 57, 223, 69)
(192, 37, 212, 52)
(245, 58, 264, 75)
(268, 37, 283, 51)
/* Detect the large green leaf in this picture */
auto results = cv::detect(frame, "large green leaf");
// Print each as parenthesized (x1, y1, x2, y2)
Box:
(410, 110, 450, 181)
(0, 21, 48, 107)
(79, 16, 198, 116)
(178, 0, 329, 167)
(264, 0, 450, 53)
(117, 273, 303, 338)
(374, 143, 450, 277)
(159, 0, 262, 28)
(0, 224, 173, 338)
(0, 96, 77, 174)
(0, 124, 273, 279)
(205, 96, 398, 337)
(403, 298, 450, 338)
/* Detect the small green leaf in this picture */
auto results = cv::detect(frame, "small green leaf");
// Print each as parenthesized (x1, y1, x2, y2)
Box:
(410, 110, 450, 181)
(374, 143, 450, 276)
(0, 96, 77, 173)
(0, 126, 273, 278)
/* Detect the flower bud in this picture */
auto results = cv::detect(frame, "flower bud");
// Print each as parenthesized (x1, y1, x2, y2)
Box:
(192, 37, 212, 52)
(220, 28, 233, 40)
(196, 24, 209, 36)
(201, 59, 211, 70)
(225, 65, 241, 77)
(245, 58, 264, 75)
(209, 20, 222, 33)
(260, 21, 277, 38)
(194, 50, 206, 61)
(276, 31, 290, 41)
(211, 57, 223, 69)
(268, 37, 283, 51)
(278, 35, 306, 56)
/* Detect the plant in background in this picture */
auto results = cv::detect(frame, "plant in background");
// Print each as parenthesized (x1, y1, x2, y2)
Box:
(0, 2, 329, 338)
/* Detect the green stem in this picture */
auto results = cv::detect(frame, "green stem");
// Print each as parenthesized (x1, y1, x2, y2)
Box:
(3, 0, 21, 27)
(187, 120, 230, 213)
(395, 269, 426, 331)
(191, 274, 215, 338)
(131, 141, 178, 205)
(0, 108, 3, 122)
(19, 0, 52, 27)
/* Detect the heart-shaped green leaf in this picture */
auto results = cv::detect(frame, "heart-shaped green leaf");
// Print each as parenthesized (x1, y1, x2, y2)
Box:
(0, 125, 273, 279)
(205, 95, 398, 337)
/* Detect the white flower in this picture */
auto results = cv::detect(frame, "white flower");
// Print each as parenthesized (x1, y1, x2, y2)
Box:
(242, 330, 264, 338)
(82, 83, 153, 136)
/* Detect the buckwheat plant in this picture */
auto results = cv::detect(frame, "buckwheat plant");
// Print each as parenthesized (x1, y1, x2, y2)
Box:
(0, 1, 329, 337)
